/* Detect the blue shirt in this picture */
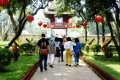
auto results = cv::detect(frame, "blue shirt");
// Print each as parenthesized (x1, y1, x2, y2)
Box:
(55, 41, 60, 49)
(73, 42, 82, 53)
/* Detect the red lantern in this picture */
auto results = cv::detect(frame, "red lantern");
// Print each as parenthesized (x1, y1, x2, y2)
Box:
(82, 22, 87, 27)
(95, 15, 103, 23)
(38, 21, 42, 26)
(0, 0, 8, 7)
(43, 24, 47, 28)
(26, 15, 34, 22)
(76, 24, 80, 28)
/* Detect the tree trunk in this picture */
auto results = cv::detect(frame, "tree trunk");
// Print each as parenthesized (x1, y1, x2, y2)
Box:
(3, 17, 12, 41)
(3, 32, 8, 41)
(96, 22, 99, 44)
(106, 14, 120, 59)
(9, 13, 18, 34)
(6, 20, 27, 48)
(102, 21, 105, 42)
(85, 27, 87, 42)
(114, 3, 120, 45)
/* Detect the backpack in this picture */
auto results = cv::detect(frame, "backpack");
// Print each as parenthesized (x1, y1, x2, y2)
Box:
(40, 42, 47, 54)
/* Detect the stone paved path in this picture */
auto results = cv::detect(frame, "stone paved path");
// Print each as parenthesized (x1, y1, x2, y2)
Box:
(30, 59, 102, 80)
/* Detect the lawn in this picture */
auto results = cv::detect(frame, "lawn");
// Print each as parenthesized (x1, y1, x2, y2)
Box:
(0, 41, 9, 47)
(82, 50, 120, 79)
(0, 54, 39, 80)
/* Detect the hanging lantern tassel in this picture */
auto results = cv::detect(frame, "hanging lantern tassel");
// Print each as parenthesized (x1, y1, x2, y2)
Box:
(0, 0, 8, 7)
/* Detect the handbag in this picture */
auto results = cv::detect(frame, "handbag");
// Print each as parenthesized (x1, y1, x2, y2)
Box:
(79, 49, 83, 56)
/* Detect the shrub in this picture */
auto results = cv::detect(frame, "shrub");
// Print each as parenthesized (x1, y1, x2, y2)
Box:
(91, 44, 101, 55)
(20, 43, 36, 55)
(103, 45, 114, 58)
(81, 42, 86, 49)
(0, 48, 13, 69)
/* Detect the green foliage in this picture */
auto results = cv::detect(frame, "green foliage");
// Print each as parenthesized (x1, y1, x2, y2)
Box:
(0, 48, 13, 69)
(20, 43, 33, 51)
(55, 0, 75, 17)
(81, 42, 86, 49)
(0, 54, 38, 80)
(91, 44, 101, 54)
(82, 51, 120, 79)
(103, 45, 114, 58)
(19, 43, 35, 55)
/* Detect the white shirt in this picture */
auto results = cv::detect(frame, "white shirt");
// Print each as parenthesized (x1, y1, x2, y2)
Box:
(64, 41, 76, 50)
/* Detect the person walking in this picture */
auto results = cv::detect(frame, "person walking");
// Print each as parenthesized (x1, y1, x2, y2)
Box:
(55, 37, 61, 65)
(73, 38, 82, 66)
(64, 37, 76, 66)
(59, 38, 65, 62)
(37, 34, 50, 72)
(48, 36, 56, 68)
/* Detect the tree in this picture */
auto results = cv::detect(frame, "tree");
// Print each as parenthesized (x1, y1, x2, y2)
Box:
(2, 0, 53, 47)
(55, 0, 88, 42)
(0, 11, 12, 41)
(55, 0, 120, 59)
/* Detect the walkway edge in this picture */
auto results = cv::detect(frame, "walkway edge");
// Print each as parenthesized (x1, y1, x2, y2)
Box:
(21, 61, 39, 80)
(82, 59, 117, 80)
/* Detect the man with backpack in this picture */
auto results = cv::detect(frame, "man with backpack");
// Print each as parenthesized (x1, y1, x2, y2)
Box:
(37, 34, 50, 72)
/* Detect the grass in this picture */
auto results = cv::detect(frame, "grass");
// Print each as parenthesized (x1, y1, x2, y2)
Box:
(82, 50, 120, 79)
(0, 54, 39, 80)
(0, 41, 9, 47)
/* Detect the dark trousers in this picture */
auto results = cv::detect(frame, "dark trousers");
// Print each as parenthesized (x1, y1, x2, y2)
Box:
(61, 50, 64, 61)
(39, 54, 47, 70)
